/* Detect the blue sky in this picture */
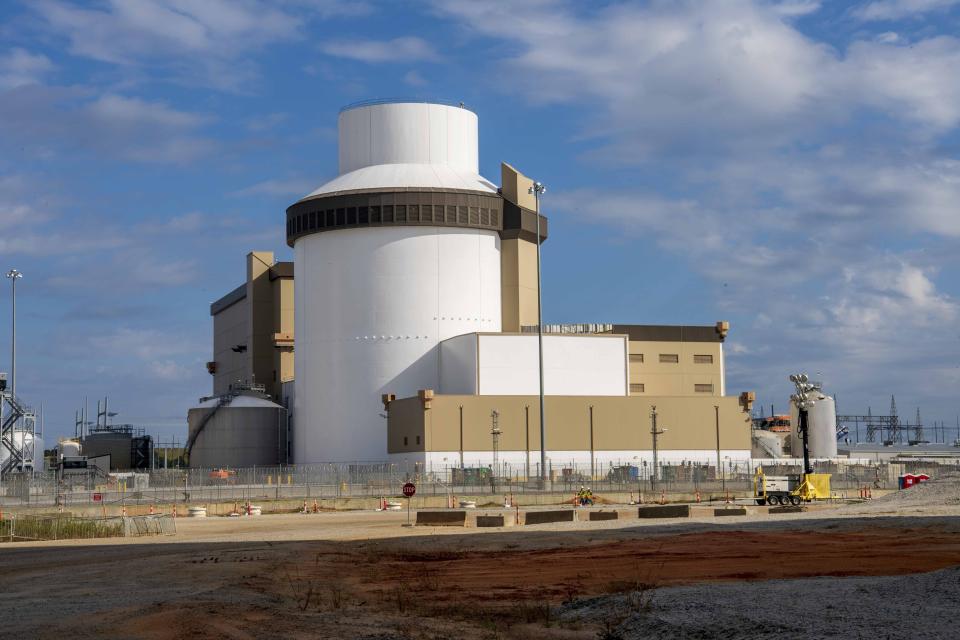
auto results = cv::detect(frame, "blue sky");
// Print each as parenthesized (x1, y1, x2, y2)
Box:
(1, 0, 959, 443)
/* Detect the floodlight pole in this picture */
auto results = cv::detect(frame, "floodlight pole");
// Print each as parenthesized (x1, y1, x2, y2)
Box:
(5, 269, 22, 397)
(530, 181, 547, 488)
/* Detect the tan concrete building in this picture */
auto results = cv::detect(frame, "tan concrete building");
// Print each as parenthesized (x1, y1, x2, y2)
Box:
(615, 323, 728, 397)
(208, 251, 293, 402)
(386, 392, 754, 477)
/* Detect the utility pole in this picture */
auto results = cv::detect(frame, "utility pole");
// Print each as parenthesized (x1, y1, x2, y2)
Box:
(650, 405, 667, 492)
(458, 405, 464, 470)
(714, 405, 721, 487)
(589, 405, 595, 481)
(524, 405, 530, 482)
(529, 180, 547, 488)
(490, 410, 501, 494)
(5, 269, 22, 396)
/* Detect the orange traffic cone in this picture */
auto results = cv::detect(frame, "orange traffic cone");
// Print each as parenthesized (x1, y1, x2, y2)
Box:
(173, 505, 178, 518)
(660, 490, 666, 505)
(312, 499, 319, 513)
(149, 505, 155, 515)
(695, 490, 701, 503)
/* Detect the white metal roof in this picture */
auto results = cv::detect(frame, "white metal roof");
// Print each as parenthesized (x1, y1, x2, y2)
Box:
(298, 163, 497, 201)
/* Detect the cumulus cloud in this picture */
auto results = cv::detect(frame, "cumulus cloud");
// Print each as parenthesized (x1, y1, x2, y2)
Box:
(854, 0, 960, 21)
(321, 37, 439, 63)
(0, 48, 55, 89)
(231, 177, 320, 198)
(28, 0, 364, 89)
(0, 86, 216, 163)
(435, 0, 960, 157)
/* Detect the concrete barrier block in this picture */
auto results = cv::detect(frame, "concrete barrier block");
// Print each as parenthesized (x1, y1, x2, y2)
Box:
(415, 510, 467, 526)
(524, 510, 575, 525)
(637, 505, 690, 519)
(588, 510, 619, 521)
(714, 507, 747, 517)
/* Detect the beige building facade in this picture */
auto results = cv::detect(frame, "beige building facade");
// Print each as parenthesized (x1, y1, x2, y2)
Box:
(385, 392, 754, 474)
(209, 251, 294, 402)
(615, 323, 728, 397)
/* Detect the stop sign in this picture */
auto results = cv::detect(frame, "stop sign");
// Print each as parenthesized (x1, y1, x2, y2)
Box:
(402, 482, 416, 498)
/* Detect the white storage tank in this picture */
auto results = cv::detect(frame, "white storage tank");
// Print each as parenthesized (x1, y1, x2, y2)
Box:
(789, 390, 838, 459)
(0, 431, 43, 472)
(288, 101, 504, 463)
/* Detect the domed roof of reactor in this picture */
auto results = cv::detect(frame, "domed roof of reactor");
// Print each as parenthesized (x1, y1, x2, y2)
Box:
(294, 100, 497, 203)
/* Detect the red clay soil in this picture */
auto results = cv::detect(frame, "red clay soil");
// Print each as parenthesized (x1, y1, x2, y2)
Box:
(339, 526, 960, 604)
(41, 523, 960, 639)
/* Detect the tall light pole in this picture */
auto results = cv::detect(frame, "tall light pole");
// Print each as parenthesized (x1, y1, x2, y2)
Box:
(5, 269, 22, 397)
(650, 405, 667, 492)
(529, 181, 547, 487)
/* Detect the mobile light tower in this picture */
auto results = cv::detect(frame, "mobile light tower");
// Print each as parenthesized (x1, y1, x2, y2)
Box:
(789, 373, 822, 501)
(529, 180, 547, 487)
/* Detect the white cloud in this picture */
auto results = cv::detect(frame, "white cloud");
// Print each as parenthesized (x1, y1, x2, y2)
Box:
(321, 36, 439, 63)
(231, 177, 319, 198)
(0, 87, 216, 164)
(854, 0, 960, 21)
(28, 0, 363, 89)
(403, 70, 428, 87)
(0, 48, 55, 89)
(435, 0, 960, 157)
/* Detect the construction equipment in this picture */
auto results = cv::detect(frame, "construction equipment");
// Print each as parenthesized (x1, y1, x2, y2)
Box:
(754, 373, 834, 505)
(754, 467, 831, 505)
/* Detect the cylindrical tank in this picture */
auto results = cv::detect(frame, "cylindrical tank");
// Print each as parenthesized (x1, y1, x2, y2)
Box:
(0, 431, 44, 472)
(58, 439, 81, 458)
(188, 393, 288, 468)
(291, 102, 502, 463)
(751, 430, 784, 458)
(790, 392, 838, 459)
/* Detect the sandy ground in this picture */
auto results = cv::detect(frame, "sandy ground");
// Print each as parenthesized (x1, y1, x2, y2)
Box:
(3, 497, 960, 639)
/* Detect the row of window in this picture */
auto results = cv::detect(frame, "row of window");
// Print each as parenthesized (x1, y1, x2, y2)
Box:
(288, 204, 500, 237)
(629, 383, 715, 394)
(403, 435, 421, 446)
(629, 353, 714, 364)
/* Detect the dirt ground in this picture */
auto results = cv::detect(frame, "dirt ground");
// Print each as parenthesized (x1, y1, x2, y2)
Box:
(3, 505, 960, 639)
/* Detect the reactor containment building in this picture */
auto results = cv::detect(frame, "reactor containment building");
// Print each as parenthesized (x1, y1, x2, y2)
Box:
(202, 100, 756, 470)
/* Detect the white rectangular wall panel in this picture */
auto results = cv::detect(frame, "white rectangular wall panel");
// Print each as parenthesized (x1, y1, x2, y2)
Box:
(470, 334, 627, 397)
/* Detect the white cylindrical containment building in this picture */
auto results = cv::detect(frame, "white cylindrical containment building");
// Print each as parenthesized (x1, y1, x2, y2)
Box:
(287, 101, 507, 463)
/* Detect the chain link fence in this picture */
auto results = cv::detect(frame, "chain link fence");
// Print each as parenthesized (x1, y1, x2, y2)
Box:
(1, 459, 957, 509)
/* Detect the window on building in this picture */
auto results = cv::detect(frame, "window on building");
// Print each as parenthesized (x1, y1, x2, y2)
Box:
(403, 436, 408, 446)
(659, 354, 679, 363)
(629, 354, 644, 363)
(630, 383, 645, 393)
(415, 436, 421, 445)
(694, 354, 714, 364)
(695, 383, 714, 393)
